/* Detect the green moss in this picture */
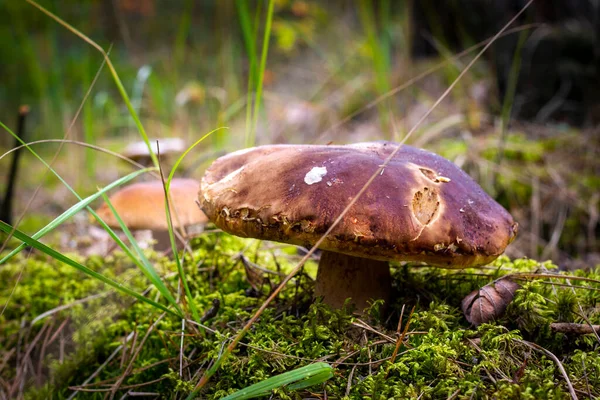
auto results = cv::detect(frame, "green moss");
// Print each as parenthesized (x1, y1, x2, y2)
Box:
(2, 235, 599, 399)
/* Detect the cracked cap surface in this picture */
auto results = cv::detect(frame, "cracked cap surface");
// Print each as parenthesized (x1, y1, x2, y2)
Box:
(200, 142, 518, 267)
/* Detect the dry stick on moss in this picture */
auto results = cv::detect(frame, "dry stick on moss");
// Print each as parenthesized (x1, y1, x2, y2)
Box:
(109, 314, 166, 399)
(514, 339, 578, 400)
(69, 356, 178, 391)
(565, 278, 600, 344)
(345, 364, 357, 397)
(550, 323, 600, 335)
(10, 319, 51, 398)
(388, 306, 415, 366)
(352, 319, 395, 343)
(36, 316, 57, 385)
(509, 272, 600, 286)
(190, 2, 536, 394)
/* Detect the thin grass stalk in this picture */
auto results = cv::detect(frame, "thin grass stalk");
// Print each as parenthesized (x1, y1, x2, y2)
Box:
(495, 26, 529, 186)
(358, 0, 392, 135)
(236, 0, 260, 147)
(159, 169, 201, 323)
(82, 51, 96, 180)
(163, 127, 227, 322)
(99, 193, 182, 315)
(249, 0, 275, 147)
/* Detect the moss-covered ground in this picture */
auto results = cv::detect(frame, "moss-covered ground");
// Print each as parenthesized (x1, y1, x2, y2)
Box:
(2, 231, 599, 399)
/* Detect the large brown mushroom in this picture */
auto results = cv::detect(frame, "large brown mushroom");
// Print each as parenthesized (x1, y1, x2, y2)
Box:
(200, 142, 518, 310)
(96, 178, 207, 251)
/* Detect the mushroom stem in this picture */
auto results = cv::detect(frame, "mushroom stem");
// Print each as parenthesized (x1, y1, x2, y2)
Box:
(315, 250, 391, 311)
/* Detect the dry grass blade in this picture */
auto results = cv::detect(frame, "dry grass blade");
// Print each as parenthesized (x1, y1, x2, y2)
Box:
(514, 339, 578, 400)
(388, 306, 415, 366)
(109, 314, 165, 399)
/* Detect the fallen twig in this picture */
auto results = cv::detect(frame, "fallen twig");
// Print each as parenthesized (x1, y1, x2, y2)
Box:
(550, 322, 600, 335)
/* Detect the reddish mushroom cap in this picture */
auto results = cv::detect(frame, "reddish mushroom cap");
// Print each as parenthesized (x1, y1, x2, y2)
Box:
(96, 178, 207, 230)
(200, 142, 518, 268)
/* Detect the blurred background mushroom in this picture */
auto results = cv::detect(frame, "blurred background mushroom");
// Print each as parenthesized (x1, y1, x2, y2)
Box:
(95, 178, 207, 252)
(122, 137, 186, 168)
(200, 142, 518, 311)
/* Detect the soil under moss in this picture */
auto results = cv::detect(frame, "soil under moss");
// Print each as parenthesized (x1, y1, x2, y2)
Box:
(1, 231, 599, 399)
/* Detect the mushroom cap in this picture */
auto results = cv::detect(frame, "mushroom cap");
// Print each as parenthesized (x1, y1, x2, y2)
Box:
(96, 178, 207, 230)
(123, 138, 186, 163)
(200, 142, 518, 268)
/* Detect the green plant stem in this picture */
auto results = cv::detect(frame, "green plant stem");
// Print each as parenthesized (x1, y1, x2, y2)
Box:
(248, 0, 274, 147)
(236, 0, 259, 147)
(495, 26, 529, 184)
(358, 0, 391, 134)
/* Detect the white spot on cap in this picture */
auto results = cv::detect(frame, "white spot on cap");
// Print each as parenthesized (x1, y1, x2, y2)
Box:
(304, 166, 327, 185)
(218, 166, 245, 185)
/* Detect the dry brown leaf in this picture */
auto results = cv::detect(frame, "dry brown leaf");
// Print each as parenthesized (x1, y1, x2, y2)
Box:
(462, 278, 520, 326)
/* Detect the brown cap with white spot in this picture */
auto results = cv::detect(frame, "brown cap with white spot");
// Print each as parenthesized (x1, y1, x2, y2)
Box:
(200, 142, 517, 268)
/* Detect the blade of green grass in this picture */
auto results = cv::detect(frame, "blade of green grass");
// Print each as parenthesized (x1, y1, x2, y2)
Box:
(220, 363, 333, 400)
(236, 0, 259, 147)
(495, 25, 529, 187)
(248, 0, 274, 147)
(0, 168, 151, 264)
(82, 49, 96, 180)
(100, 193, 182, 315)
(26, 0, 159, 169)
(166, 127, 228, 185)
(0, 220, 180, 318)
(161, 128, 227, 322)
(158, 174, 200, 322)
(358, 0, 392, 134)
(173, 0, 193, 82)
